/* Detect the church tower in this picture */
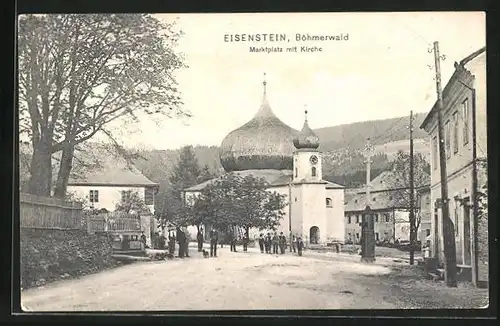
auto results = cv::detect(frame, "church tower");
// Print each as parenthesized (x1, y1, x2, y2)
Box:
(292, 109, 327, 244)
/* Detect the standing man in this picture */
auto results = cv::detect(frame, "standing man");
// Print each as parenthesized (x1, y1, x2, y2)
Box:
(197, 228, 204, 252)
(258, 234, 265, 253)
(140, 231, 147, 249)
(209, 228, 218, 257)
(265, 233, 272, 254)
(291, 234, 297, 253)
(242, 234, 248, 252)
(297, 236, 304, 256)
(184, 227, 191, 258)
(272, 232, 279, 254)
(176, 227, 186, 258)
(279, 232, 286, 254)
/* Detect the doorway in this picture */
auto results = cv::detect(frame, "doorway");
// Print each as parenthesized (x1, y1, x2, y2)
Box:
(463, 198, 472, 265)
(309, 226, 320, 244)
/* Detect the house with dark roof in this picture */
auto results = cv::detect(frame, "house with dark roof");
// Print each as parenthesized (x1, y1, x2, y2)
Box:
(344, 170, 429, 245)
(420, 46, 487, 287)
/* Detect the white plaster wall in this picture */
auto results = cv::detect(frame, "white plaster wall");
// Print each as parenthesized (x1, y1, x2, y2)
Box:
(300, 184, 327, 243)
(293, 151, 322, 182)
(67, 185, 154, 214)
(326, 188, 345, 243)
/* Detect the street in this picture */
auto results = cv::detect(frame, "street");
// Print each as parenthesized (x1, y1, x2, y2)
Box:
(21, 244, 488, 311)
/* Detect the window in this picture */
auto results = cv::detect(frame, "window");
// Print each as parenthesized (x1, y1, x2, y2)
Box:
(385, 214, 390, 222)
(356, 215, 360, 223)
(375, 233, 379, 241)
(432, 136, 438, 170)
(89, 190, 99, 203)
(348, 216, 351, 224)
(372, 197, 376, 201)
(144, 187, 155, 205)
(356, 233, 360, 240)
(462, 99, 469, 145)
(445, 120, 451, 159)
(121, 190, 131, 202)
(374, 214, 378, 223)
(453, 111, 459, 154)
(311, 166, 316, 177)
(454, 206, 459, 237)
(426, 229, 431, 237)
(295, 168, 298, 178)
(326, 198, 332, 207)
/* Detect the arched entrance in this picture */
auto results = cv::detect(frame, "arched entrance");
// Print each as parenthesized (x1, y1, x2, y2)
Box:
(309, 226, 320, 244)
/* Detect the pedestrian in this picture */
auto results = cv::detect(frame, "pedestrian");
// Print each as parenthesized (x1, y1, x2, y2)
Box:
(184, 228, 191, 257)
(168, 232, 175, 256)
(176, 227, 186, 258)
(243, 234, 248, 252)
(197, 228, 204, 252)
(265, 233, 272, 254)
(229, 231, 237, 252)
(297, 236, 304, 256)
(279, 232, 286, 254)
(291, 234, 296, 253)
(140, 231, 147, 249)
(209, 228, 218, 257)
(258, 234, 265, 253)
(272, 232, 279, 254)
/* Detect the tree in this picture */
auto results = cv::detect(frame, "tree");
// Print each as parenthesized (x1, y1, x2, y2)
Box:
(387, 150, 431, 264)
(185, 173, 287, 237)
(115, 190, 149, 215)
(18, 14, 188, 197)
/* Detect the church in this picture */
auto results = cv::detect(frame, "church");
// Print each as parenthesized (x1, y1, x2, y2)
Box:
(183, 76, 345, 245)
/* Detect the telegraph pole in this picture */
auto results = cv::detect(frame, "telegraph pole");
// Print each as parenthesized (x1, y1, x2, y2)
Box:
(432, 41, 457, 287)
(409, 111, 416, 265)
(289, 177, 293, 252)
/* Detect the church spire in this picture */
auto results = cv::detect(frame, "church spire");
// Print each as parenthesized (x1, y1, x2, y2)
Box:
(293, 104, 320, 150)
(254, 72, 274, 118)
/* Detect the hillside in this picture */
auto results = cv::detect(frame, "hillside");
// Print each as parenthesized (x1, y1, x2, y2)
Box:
(315, 112, 428, 152)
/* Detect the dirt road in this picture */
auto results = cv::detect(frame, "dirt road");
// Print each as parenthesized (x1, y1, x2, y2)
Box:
(21, 245, 488, 311)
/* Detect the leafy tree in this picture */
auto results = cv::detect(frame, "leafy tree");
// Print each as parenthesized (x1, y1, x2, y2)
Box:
(185, 173, 287, 237)
(387, 150, 431, 264)
(115, 190, 149, 216)
(18, 14, 188, 197)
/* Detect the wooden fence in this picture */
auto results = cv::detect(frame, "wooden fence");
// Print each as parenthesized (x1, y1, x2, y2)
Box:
(20, 193, 83, 230)
(86, 211, 141, 234)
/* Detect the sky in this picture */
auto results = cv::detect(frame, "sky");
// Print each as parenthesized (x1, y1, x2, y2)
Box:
(87, 12, 485, 150)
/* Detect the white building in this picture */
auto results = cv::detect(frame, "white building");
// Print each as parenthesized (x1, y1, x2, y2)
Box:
(183, 77, 345, 245)
(66, 143, 159, 246)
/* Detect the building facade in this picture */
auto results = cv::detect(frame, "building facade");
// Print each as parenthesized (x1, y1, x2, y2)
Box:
(420, 46, 487, 287)
(183, 77, 346, 245)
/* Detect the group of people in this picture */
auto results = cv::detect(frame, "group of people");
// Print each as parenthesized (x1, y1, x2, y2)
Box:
(258, 232, 304, 256)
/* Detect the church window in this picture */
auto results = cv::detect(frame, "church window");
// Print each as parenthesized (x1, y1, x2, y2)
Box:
(385, 214, 390, 222)
(311, 166, 316, 177)
(326, 198, 332, 207)
(347, 216, 351, 224)
(295, 167, 298, 178)
(356, 233, 360, 240)
(356, 215, 360, 223)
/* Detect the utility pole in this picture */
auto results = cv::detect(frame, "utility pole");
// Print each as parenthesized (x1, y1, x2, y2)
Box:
(432, 41, 457, 287)
(409, 111, 416, 265)
(289, 177, 293, 252)
(361, 137, 376, 263)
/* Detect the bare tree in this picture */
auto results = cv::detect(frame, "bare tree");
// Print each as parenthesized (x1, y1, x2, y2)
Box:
(18, 14, 189, 197)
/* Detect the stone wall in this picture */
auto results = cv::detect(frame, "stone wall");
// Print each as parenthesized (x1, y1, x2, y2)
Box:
(20, 228, 121, 289)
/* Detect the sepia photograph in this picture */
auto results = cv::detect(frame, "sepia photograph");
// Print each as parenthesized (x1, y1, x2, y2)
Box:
(17, 12, 489, 312)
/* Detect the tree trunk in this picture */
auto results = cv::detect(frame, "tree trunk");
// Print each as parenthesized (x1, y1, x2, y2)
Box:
(53, 143, 75, 198)
(26, 136, 53, 196)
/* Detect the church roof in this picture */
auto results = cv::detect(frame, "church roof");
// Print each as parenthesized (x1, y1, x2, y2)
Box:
(293, 109, 320, 150)
(184, 169, 292, 192)
(67, 142, 158, 187)
(219, 74, 298, 172)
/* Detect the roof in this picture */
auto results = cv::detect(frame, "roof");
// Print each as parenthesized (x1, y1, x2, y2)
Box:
(67, 142, 158, 187)
(420, 46, 486, 130)
(344, 190, 405, 212)
(184, 169, 344, 192)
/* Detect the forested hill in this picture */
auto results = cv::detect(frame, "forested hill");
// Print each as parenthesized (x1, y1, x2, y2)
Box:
(315, 112, 428, 152)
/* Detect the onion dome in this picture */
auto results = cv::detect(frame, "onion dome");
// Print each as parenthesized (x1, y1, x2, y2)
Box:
(293, 108, 320, 150)
(219, 74, 298, 172)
